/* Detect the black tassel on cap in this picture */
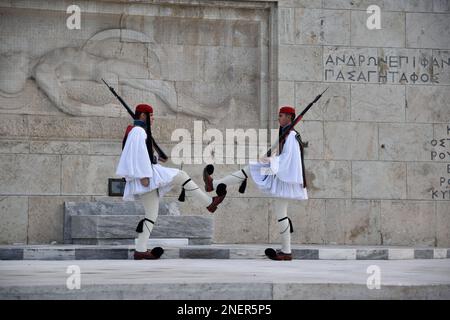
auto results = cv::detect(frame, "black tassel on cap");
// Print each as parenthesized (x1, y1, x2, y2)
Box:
(136, 218, 155, 233)
(178, 179, 191, 202)
(238, 169, 248, 194)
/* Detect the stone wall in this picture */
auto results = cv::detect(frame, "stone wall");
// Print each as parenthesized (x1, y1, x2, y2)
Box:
(0, 0, 448, 247)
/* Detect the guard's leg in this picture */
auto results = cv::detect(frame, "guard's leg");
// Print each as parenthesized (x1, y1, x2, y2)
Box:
(203, 165, 249, 193)
(265, 199, 293, 261)
(174, 170, 227, 213)
(134, 189, 163, 259)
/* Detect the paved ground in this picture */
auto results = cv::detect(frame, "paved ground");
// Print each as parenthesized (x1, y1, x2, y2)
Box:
(1, 259, 449, 299)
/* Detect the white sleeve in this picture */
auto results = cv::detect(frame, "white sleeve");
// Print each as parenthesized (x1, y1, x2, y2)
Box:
(270, 131, 304, 184)
(116, 127, 153, 179)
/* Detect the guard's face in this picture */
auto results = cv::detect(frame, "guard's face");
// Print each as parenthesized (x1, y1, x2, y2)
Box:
(278, 113, 292, 127)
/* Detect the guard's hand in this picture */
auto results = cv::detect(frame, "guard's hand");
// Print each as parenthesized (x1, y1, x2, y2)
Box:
(259, 156, 270, 164)
(140, 177, 150, 187)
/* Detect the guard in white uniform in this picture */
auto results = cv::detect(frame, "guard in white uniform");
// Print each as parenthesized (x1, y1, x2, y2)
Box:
(116, 104, 227, 260)
(203, 106, 308, 261)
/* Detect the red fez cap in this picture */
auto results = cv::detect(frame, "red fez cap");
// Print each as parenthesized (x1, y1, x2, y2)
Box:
(135, 104, 153, 114)
(279, 105, 295, 115)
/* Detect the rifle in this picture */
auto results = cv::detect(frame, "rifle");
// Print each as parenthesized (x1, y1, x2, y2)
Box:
(102, 78, 169, 162)
(266, 87, 328, 157)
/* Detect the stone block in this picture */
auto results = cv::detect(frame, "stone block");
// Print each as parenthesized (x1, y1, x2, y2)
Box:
(380, 200, 436, 246)
(352, 161, 406, 199)
(295, 9, 350, 46)
(61, 155, 119, 195)
(23, 248, 75, 260)
(269, 199, 326, 244)
(351, 11, 405, 47)
(356, 249, 388, 260)
(434, 248, 447, 259)
(406, 13, 450, 49)
(414, 249, 434, 259)
(388, 248, 415, 260)
(279, 45, 322, 81)
(406, 86, 450, 123)
(0, 197, 28, 245)
(75, 248, 129, 260)
(406, 162, 449, 200)
(179, 248, 229, 259)
(319, 249, 356, 260)
(379, 123, 434, 161)
(306, 160, 352, 198)
(0, 248, 23, 260)
(291, 249, 319, 259)
(351, 84, 405, 122)
(295, 82, 351, 121)
(0, 154, 60, 195)
(325, 200, 381, 245)
(324, 121, 378, 160)
(436, 202, 450, 247)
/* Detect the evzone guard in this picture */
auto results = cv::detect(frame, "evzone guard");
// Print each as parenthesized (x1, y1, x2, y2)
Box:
(116, 104, 227, 260)
(203, 106, 309, 261)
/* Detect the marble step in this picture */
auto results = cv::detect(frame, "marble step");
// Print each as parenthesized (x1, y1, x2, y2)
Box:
(64, 201, 212, 245)
(0, 244, 448, 261)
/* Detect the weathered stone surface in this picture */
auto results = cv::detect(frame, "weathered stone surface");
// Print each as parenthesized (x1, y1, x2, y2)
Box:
(306, 160, 352, 198)
(351, 11, 405, 47)
(291, 249, 319, 259)
(352, 162, 406, 199)
(0, 140, 29, 154)
(279, 0, 323, 8)
(325, 200, 381, 245)
(406, 13, 450, 49)
(278, 81, 295, 107)
(269, 199, 326, 245)
(30, 141, 90, 155)
(0, 197, 28, 245)
(324, 0, 384, 10)
(319, 249, 356, 260)
(406, 86, 450, 123)
(380, 200, 436, 246)
(433, 0, 450, 12)
(324, 121, 378, 160)
(295, 9, 350, 46)
(388, 248, 415, 260)
(23, 248, 75, 260)
(28, 196, 91, 245)
(75, 248, 129, 260)
(437, 202, 450, 247)
(295, 82, 350, 121)
(0, 154, 60, 195)
(61, 155, 119, 195)
(384, 0, 433, 12)
(0, 248, 23, 260)
(279, 8, 295, 44)
(406, 162, 449, 200)
(351, 84, 405, 122)
(296, 121, 323, 159)
(432, 50, 450, 85)
(279, 45, 322, 81)
(434, 248, 447, 259)
(0, 115, 27, 138)
(214, 197, 270, 244)
(379, 123, 434, 161)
